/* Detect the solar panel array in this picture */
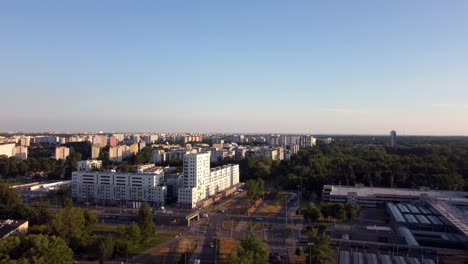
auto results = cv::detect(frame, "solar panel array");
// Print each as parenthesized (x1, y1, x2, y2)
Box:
(387, 202, 447, 227)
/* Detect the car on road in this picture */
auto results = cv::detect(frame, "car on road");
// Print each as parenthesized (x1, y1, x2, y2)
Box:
(209, 242, 214, 248)
(255, 217, 263, 221)
(202, 213, 209, 218)
(194, 259, 201, 264)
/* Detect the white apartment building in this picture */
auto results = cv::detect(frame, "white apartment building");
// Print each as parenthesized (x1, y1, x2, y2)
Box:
(0, 144, 28, 160)
(71, 165, 166, 206)
(91, 144, 100, 159)
(55, 147, 70, 160)
(92, 135, 108, 147)
(143, 134, 158, 144)
(0, 143, 16, 157)
(112, 134, 125, 142)
(299, 135, 316, 148)
(34, 136, 59, 144)
(77, 160, 102, 172)
(152, 149, 166, 164)
(285, 144, 300, 160)
(14, 146, 28, 160)
(178, 153, 240, 208)
(20, 136, 30, 147)
(68, 136, 85, 143)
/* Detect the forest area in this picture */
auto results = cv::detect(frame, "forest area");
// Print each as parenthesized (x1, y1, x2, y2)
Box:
(239, 136, 468, 199)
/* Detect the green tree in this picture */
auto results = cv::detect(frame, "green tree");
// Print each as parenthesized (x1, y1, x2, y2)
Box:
(137, 204, 156, 240)
(0, 183, 28, 219)
(246, 178, 264, 203)
(0, 234, 73, 264)
(344, 204, 360, 220)
(307, 229, 334, 264)
(28, 202, 51, 226)
(232, 235, 269, 264)
(97, 236, 115, 264)
(48, 207, 97, 250)
(303, 202, 321, 223)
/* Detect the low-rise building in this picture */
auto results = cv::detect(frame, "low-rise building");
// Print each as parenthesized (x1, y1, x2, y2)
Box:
(322, 185, 468, 208)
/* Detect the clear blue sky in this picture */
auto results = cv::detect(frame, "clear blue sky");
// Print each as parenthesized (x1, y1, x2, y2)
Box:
(1, 1, 467, 134)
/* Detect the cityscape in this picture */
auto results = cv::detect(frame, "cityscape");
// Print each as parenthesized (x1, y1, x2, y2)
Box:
(1, 132, 468, 263)
(1, 1, 468, 264)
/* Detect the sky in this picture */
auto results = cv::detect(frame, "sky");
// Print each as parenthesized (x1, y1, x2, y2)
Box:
(0, 1, 467, 135)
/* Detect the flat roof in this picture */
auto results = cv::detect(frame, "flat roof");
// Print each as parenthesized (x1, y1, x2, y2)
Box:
(324, 185, 468, 200)
(429, 200, 468, 237)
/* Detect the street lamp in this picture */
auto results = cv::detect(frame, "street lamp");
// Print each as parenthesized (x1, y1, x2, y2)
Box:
(184, 240, 187, 264)
(307, 242, 314, 264)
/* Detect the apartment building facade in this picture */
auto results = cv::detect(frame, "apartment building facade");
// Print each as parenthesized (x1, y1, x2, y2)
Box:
(178, 153, 240, 208)
(71, 166, 166, 207)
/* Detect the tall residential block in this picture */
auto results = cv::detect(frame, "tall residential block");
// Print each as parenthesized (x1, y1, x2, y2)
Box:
(55, 147, 70, 160)
(390, 130, 397, 148)
(109, 145, 131, 162)
(91, 144, 101, 159)
(0, 143, 16, 157)
(178, 152, 239, 208)
(299, 135, 316, 148)
(108, 136, 118, 147)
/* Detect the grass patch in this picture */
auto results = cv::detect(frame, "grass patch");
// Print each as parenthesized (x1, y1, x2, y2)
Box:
(222, 220, 238, 230)
(176, 237, 196, 254)
(129, 230, 178, 255)
(258, 204, 282, 215)
(218, 238, 239, 264)
(258, 192, 289, 216)
(292, 251, 307, 264)
(246, 222, 268, 232)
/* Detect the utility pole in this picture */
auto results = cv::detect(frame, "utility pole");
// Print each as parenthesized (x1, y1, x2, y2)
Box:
(308, 242, 314, 264)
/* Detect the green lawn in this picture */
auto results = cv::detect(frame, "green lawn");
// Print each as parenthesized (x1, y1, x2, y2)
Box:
(218, 237, 239, 264)
(246, 222, 268, 232)
(130, 230, 178, 255)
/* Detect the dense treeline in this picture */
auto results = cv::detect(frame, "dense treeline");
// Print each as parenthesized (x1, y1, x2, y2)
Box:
(0, 183, 157, 263)
(0, 143, 83, 180)
(239, 138, 468, 198)
(0, 142, 156, 180)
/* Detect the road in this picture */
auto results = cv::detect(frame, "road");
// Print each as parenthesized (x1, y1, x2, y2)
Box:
(189, 216, 218, 264)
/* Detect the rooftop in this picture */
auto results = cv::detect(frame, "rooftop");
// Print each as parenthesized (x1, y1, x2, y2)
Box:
(324, 185, 468, 200)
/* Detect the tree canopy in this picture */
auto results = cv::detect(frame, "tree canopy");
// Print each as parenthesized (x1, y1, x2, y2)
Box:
(246, 178, 264, 203)
(307, 229, 334, 264)
(0, 234, 73, 264)
(136, 204, 156, 240)
(232, 235, 269, 264)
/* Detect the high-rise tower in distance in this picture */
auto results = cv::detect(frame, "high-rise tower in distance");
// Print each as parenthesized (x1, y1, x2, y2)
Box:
(390, 130, 397, 147)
